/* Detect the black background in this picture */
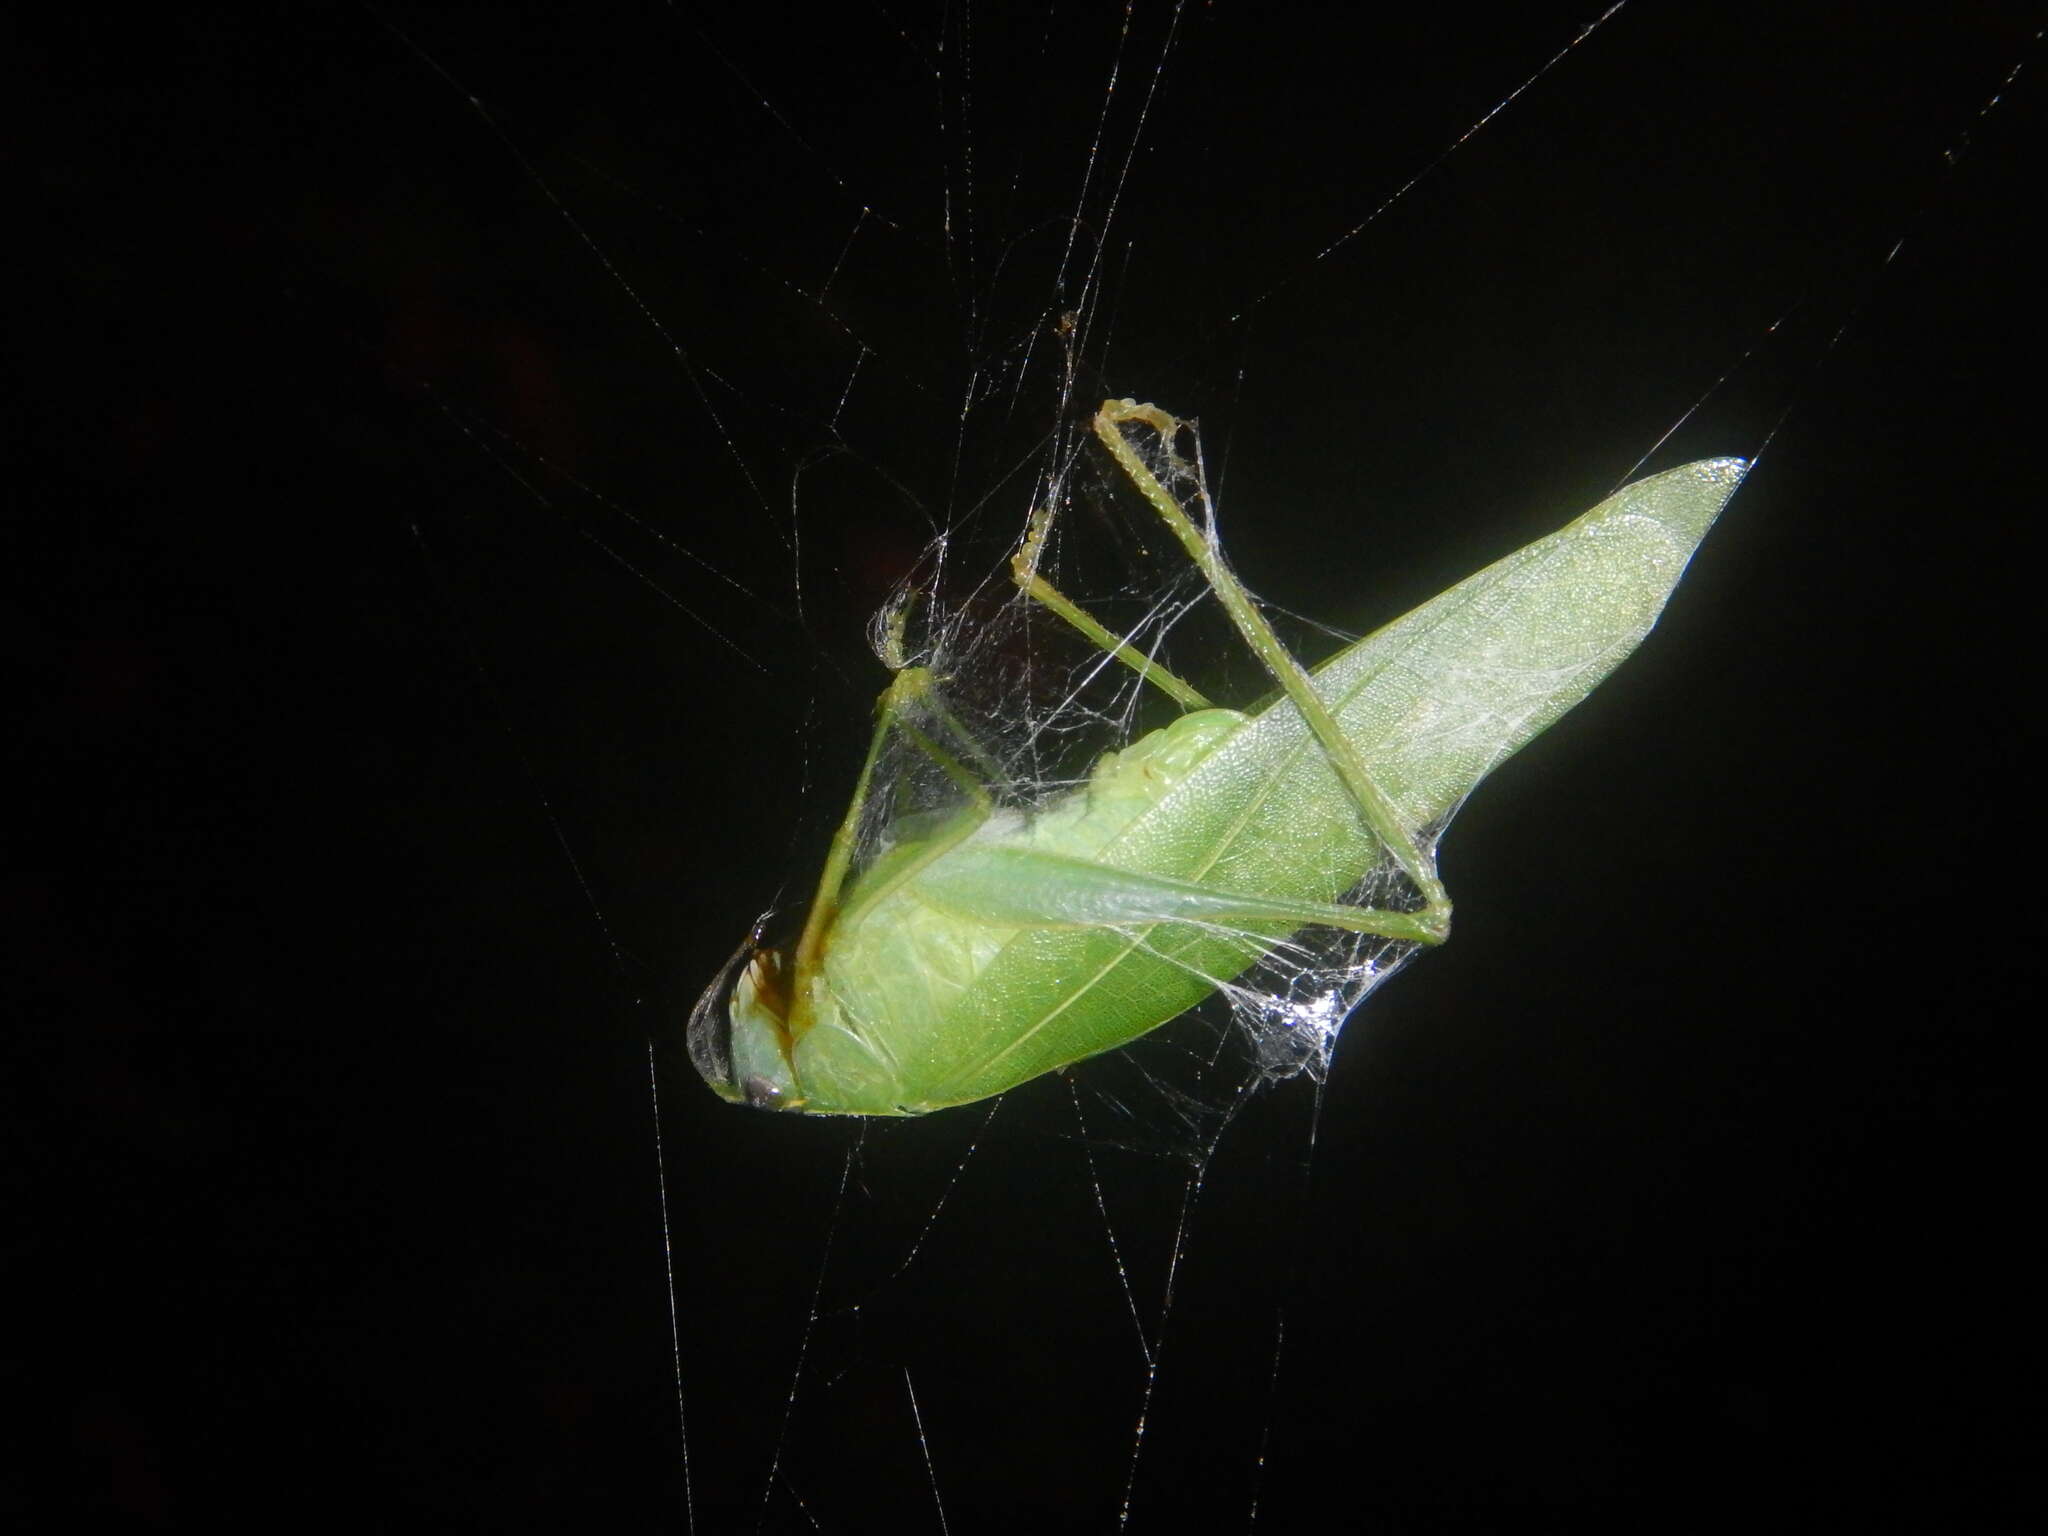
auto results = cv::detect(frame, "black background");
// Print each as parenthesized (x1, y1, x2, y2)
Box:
(12, 3, 2041, 1529)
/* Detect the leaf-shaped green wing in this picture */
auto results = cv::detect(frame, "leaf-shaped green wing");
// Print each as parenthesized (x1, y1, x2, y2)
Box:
(797, 459, 1746, 1112)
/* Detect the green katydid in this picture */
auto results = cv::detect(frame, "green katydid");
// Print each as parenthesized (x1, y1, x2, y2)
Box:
(689, 398, 1744, 1116)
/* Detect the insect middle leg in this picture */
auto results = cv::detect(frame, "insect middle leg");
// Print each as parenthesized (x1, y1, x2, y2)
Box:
(1009, 504, 1215, 711)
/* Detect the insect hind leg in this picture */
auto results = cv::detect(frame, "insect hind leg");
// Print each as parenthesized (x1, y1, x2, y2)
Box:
(1091, 398, 1451, 942)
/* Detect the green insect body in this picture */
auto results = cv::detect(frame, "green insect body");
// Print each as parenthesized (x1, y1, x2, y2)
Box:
(691, 400, 1745, 1116)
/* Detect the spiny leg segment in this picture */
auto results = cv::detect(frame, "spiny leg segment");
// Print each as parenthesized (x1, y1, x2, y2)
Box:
(1016, 398, 1452, 944)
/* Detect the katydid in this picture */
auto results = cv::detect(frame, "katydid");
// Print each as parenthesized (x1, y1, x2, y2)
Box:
(690, 399, 1744, 1116)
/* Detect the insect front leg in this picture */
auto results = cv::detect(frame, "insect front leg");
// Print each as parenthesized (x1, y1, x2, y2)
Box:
(786, 665, 996, 1029)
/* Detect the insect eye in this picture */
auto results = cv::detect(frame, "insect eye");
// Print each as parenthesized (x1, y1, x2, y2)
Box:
(689, 919, 791, 1103)
(689, 906, 808, 1110)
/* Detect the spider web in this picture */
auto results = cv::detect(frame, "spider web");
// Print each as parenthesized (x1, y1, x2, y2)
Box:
(349, 4, 2036, 1529)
